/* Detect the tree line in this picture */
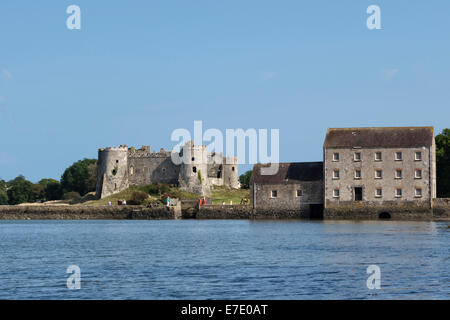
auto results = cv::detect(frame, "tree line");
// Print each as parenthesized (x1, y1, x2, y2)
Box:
(0, 159, 97, 205)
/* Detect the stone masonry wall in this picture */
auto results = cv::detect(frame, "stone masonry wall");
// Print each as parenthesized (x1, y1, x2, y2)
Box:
(0, 205, 181, 220)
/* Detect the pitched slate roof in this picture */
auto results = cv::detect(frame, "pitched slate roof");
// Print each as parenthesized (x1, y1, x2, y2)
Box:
(324, 127, 434, 148)
(250, 162, 323, 184)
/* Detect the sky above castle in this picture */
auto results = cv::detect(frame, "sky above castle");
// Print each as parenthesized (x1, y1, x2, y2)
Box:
(1, 1, 450, 182)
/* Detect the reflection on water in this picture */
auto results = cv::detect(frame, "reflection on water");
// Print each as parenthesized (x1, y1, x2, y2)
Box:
(0, 219, 448, 299)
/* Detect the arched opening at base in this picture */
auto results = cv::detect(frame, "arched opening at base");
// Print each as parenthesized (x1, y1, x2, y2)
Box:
(379, 212, 391, 220)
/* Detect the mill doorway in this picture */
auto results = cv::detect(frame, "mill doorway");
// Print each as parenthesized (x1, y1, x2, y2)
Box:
(354, 187, 363, 201)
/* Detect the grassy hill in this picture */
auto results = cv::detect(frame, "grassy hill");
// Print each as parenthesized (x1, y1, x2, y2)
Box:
(80, 184, 250, 206)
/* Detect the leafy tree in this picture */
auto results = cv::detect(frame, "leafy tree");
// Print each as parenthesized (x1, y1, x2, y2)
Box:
(45, 181, 64, 201)
(0, 179, 8, 205)
(32, 183, 46, 201)
(7, 175, 34, 205)
(436, 129, 450, 197)
(61, 159, 97, 196)
(239, 170, 253, 189)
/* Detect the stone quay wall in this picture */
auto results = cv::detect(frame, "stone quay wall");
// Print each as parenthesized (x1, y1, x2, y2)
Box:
(197, 205, 315, 219)
(432, 198, 450, 220)
(0, 200, 448, 220)
(0, 205, 181, 220)
(324, 200, 436, 220)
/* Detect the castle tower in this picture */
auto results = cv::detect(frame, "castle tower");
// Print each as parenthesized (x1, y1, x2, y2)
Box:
(223, 156, 240, 189)
(179, 141, 211, 195)
(96, 145, 129, 199)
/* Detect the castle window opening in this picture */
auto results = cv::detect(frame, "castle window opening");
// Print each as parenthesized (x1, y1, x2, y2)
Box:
(162, 168, 166, 172)
(116, 160, 119, 163)
(114, 183, 117, 191)
(232, 167, 235, 171)
(192, 157, 195, 162)
(217, 165, 222, 178)
(193, 166, 197, 173)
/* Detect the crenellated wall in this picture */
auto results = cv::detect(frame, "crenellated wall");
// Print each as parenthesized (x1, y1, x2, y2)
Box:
(96, 142, 240, 199)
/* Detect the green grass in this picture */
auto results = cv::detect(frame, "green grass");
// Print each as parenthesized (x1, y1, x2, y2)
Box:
(209, 186, 250, 205)
(81, 184, 200, 206)
(78, 184, 250, 206)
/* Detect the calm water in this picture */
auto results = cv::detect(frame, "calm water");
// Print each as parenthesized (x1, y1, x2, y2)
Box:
(0, 220, 448, 299)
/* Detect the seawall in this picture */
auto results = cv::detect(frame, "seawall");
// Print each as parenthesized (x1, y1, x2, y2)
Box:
(0, 200, 449, 220)
(0, 205, 181, 220)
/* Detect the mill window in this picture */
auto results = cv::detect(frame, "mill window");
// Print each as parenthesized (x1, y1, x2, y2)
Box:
(395, 169, 402, 179)
(354, 152, 361, 161)
(333, 169, 340, 179)
(375, 152, 382, 161)
(415, 188, 422, 198)
(271, 190, 278, 198)
(354, 168, 361, 179)
(415, 151, 422, 161)
(333, 153, 339, 161)
(375, 169, 382, 179)
(375, 188, 382, 198)
(415, 169, 422, 179)
(395, 188, 402, 198)
(333, 189, 340, 198)
(296, 190, 303, 197)
(395, 152, 403, 161)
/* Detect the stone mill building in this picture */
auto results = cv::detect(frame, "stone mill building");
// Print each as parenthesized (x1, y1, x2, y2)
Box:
(251, 126, 437, 219)
(323, 126, 436, 218)
(96, 141, 240, 199)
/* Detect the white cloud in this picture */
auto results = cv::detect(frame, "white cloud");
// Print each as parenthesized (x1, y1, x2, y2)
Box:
(261, 71, 277, 81)
(0, 152, 16, 164)
(381, 68, 399, 80)
(2, 69, 12, 80)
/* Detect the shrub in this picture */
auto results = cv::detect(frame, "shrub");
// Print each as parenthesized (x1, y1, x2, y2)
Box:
(143, 183, 170, 196)
(198, 170, 202, 183)
(128, 191, 148, 205)
(63, 191, 81, 200)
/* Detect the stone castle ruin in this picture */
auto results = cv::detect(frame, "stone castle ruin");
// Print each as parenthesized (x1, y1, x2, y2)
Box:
(96, 141, 240, 199)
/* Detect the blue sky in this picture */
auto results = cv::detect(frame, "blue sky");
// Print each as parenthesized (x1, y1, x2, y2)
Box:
(1, 0, 450, 182)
